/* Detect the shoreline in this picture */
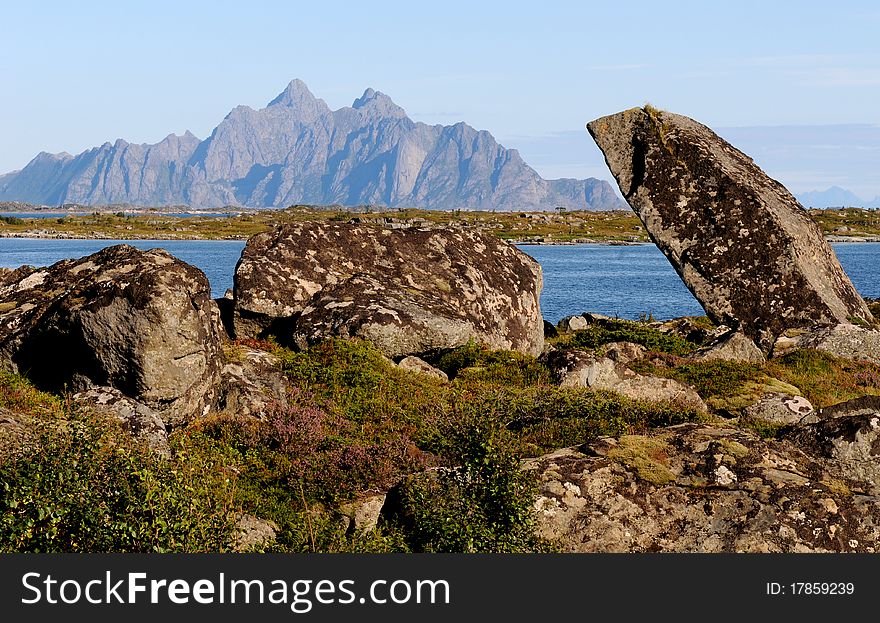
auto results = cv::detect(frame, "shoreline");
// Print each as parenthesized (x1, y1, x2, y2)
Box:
(3, 231, 879, 245)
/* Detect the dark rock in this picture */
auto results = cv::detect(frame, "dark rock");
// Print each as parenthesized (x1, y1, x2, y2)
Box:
(588, 107, 875, 351)
(525, 422, 880, 552)
(0, 245, 223, 425)
(784, 396, 880, 494)
(542, 320, 558, 339)
(233, 223, 544, 358)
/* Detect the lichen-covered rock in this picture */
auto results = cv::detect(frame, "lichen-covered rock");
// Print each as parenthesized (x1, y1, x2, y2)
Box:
(601, 341, 647, 364)
(0, 245, 223, 425)
(397, 355, 448, 381)
(692, 331, 765, 363)
(215, 346, 288, 419)
(234, 514, 278, 552)
(233, 223, 544, 357)
(792, 323, 880, 364)
(588, 107, 875, 351)
(543, 349, 706, 411)
(525, 422, 880, 552)
(741, 393, 814, 426)
(72, 386, 169, 456)
(784, 396, 880, 494)
(338, 493, 388, 535)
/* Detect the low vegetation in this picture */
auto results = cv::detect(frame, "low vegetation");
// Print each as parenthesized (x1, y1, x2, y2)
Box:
(5, 310, 880, 552)
(3, 203, 879, 243)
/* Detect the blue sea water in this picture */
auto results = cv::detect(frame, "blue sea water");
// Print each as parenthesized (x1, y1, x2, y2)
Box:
(1, 238, 878, 323)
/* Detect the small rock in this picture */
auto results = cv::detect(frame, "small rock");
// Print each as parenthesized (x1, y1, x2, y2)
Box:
(543, 349, 706, 411)
(714, 465, 738, 485)
(215, 346, 289, 419)
(602, 341, 647, 364)
(234, 514, 278, 551)
(557, 315, 589, 332)
(397, 356, 448, 381)
(692, 331, 765, 363)
(741, 393, 814, 426)
(338, 493, 387, 535)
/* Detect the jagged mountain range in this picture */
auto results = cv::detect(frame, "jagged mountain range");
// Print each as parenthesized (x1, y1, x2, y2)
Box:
(0, 80, 624, 211)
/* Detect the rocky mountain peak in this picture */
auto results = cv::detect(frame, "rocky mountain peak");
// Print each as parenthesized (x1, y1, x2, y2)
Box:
(351, 87, 407, 119)
(268, 79, 319, 108)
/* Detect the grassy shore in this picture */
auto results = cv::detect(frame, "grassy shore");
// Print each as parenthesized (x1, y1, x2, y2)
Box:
(3, 205, 880, 242)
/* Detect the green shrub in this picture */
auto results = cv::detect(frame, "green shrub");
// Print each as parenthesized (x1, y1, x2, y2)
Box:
(557, 319, 697, 355)
(0, 411, 238, 552)
(394, 420, 546, 553)
(435, 341, 551, 386)
(500, 387, 702, 454)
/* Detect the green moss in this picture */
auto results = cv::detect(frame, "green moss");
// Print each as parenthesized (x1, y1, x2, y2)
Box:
(607, 435, 676, 485)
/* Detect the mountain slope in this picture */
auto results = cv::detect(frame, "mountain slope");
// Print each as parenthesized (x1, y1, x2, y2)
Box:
(0, 80, 625, 211)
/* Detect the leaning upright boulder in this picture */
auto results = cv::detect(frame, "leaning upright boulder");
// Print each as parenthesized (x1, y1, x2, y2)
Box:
(0, 245, 223, 425)
(588, 107, 875, 351)
(233, 223, 544, 357)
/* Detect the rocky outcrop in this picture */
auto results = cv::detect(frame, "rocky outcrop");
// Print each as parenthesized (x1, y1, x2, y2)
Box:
(0, 80, 624, 211)
(588, 107, 875, 351)
(525, 422, 880, 552)
(72, 387, 169, 456)
(215, 346, 289, 419)
(543, 349, 706, 411)
(784, 396, 880, 493)
(233, 223, 544, 358)
(0, 245, 223, 425)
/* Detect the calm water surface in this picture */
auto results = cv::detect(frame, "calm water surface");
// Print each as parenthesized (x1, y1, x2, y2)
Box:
(1, 239, 878, 323)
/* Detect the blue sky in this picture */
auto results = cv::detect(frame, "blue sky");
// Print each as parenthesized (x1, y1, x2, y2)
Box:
(2, 0, 880, 197)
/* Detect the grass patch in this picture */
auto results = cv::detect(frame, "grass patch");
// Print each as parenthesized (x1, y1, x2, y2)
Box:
(767, 349, 880, 407)
(434, 341, 552, 387)
(554, 319, 698, 356)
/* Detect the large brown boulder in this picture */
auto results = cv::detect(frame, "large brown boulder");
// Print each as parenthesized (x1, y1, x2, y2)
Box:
(587, 107, 875, 351)
(0, 245, 223, 425)
(233, 223, 544, 357)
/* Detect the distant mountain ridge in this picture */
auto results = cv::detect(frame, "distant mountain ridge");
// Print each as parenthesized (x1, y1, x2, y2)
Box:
(0, 80, 625, 211)
(796, 186, 880, 209)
